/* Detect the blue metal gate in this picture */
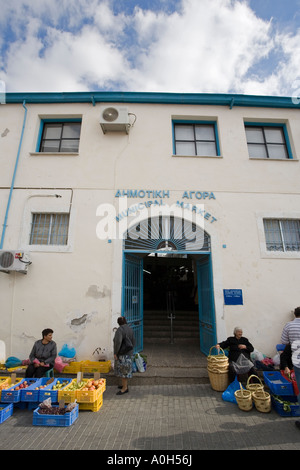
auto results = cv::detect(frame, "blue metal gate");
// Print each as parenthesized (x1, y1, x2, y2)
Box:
(197, 256, 217, 355)
(122, 253, 143, 353)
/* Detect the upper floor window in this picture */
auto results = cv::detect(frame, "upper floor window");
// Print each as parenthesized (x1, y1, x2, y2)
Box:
(29, 213, 69, 245)
(173, 122, 219, 156)
(38, 121, 81, 153)
(245, 124, 292, 159)
(263, 218, 300, 252)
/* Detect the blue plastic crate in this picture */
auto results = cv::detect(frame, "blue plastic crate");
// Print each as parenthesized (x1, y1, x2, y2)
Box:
(263, 371, 294, 396)
(21, 378, 51, 402)
(1, 378, 39, 403)
(32, 403, 79, 427)
(271, 395, 300, 417)
(39, 378, 73, 403)
(0, 403, 13, 423)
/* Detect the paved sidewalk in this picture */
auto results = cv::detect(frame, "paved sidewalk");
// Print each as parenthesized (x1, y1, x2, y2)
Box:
(1, 384, 300, 452)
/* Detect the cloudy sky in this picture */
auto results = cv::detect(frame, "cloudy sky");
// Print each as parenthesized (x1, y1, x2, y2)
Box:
(1, 0, 300, 96)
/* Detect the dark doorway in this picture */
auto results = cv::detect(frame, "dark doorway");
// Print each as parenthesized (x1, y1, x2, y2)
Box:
(143, 254, 199, 344)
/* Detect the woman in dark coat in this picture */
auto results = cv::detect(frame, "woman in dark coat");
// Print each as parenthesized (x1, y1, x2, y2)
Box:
(113, 317, 135, 395)
(26, 328, 57, 378)
(216, 327, 257, 382)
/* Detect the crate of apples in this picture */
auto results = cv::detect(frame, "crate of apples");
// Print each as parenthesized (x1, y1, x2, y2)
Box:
(14, 380, 30, 390)
(77, 378, 106, 403)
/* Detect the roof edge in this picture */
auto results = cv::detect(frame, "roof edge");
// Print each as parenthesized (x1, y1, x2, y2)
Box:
(3, 91, 299, 108)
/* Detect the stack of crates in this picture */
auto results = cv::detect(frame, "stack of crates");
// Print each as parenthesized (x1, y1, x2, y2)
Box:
(0, 377, 18, 423)
(263, 371, 299, 417)
(57, 376, 106, 412)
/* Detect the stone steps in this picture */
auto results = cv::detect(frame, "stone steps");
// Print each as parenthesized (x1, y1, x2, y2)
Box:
(143, 309, 200, 344)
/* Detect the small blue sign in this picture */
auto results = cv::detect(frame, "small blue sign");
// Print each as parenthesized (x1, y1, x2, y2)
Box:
(223, 289, 243, 305)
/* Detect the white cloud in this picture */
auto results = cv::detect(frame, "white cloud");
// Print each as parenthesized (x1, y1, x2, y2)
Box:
(0, 0, 299, 95)
(128, 0, 275, 93)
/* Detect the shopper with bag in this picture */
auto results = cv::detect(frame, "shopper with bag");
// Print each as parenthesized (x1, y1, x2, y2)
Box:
(216, 327, 257, 383)
(113, 316, 135, 395)
(281, 306, 300, 428)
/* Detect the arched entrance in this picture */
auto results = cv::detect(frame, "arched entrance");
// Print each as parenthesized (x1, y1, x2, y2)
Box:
(121, 215, 217, 355)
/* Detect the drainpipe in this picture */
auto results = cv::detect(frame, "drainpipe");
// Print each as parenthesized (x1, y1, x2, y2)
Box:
(0, 100, 28, 249)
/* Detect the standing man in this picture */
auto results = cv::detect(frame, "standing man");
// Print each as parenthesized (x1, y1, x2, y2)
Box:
(281, 306, 300, 428)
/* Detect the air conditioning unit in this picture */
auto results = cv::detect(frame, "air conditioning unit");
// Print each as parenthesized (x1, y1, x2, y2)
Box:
(99, 106, 130, 134)
(0, 250, 31, 274)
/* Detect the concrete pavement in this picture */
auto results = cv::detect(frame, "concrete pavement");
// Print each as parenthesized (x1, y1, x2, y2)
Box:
(1, 383, 300, 452)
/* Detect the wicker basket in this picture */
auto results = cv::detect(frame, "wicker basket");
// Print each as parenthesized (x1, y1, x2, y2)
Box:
(234, 384, 253, 411)
(208, 367, 229, 392)
(246, 375, 264, 395)
(253, 390, 271, 413)
(207, 346, 229, 367)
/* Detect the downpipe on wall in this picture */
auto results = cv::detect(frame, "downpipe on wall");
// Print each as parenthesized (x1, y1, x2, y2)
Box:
(0, 100, 28, 249)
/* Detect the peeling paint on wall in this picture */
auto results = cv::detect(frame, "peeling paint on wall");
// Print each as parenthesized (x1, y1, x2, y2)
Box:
(21, 332, 37, 341)
(86, 285, 111, 299)
(71, 313, 88, 326)
(66, 310, 98, 333)
(1, 128, 9, 137)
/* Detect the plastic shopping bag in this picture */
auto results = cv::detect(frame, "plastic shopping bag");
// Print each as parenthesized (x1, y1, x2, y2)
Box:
(232, 354, 254, 375)
(135, 353, 146, 373)
(222, 376, 241, 404)
(58, 344, 76, 358)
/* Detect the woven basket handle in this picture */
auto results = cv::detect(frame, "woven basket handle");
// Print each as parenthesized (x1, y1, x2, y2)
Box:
(239, 382, 249, 397)
(247, 374, 263, 387)
(209, 346, 225, 357)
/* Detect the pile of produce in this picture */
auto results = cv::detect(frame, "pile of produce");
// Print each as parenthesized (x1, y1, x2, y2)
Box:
(37, 398, 76, 415)
(52, 380, 69, 390)
(14, 381, 31, 390)
(81, 379, 105, 391)
(64, 380, 86, 390)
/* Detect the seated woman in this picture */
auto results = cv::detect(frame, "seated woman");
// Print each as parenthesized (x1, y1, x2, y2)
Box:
(25, 328, 57, 378)
(216, 327, 257, 382)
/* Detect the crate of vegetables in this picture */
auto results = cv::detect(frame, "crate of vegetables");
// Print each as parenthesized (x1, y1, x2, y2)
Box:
(0, 376, 22, 400)
(76, 378, 106, 403)
(39, 378, 73, 402)
(33, 401, 79, 427)
(21, 378, 54, 402)
(271, 394, 300, 417)
(0, 403, 13, 423)
(57, 379, 86, 403)
(1, 378, 38, 403)
(81, 360, 111, 374)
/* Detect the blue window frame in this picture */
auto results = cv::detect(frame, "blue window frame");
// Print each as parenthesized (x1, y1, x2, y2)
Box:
(245, 122, 292, 159)
(173, 121, 220, 156)
(36, 119, 81, 153)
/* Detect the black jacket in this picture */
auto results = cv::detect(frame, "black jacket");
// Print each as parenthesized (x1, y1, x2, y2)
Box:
(113, 324, 135, 356)
(280, 344, 293, 370)
(218, 336, 254, 363)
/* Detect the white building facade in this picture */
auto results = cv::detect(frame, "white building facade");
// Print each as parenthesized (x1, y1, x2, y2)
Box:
(0, 91, 299, 361)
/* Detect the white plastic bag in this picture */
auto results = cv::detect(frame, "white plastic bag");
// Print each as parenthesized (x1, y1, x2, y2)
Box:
(272, 353, 280, 366)
(135, 353, 146, 373)
(251, 349, 264, 362)
(232, 354, 254, 375)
